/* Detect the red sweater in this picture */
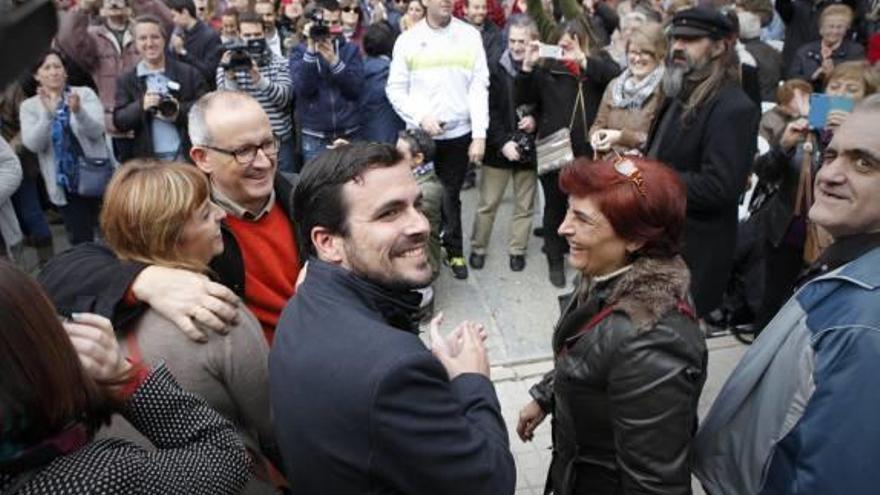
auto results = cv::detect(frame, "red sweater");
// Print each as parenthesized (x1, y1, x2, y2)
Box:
(225, 203, 299, 345)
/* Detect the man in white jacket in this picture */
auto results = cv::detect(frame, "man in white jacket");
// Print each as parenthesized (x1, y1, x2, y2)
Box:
(386, 0, 489, 280)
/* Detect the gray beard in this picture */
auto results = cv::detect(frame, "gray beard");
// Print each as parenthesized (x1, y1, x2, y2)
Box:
(662, 63, 687, 99)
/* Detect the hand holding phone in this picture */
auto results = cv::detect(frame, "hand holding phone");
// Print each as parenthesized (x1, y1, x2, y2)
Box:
(538, 43, 562, 60)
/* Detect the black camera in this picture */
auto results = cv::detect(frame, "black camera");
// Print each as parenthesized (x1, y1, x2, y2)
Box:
(509, 131, 535, 162)
(221, 38, 269, 70)
(156, 95, 179, 119)
(307, 9, 330, 40)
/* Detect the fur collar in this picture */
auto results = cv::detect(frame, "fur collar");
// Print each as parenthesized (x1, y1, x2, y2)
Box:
(580, 255, 691, 331)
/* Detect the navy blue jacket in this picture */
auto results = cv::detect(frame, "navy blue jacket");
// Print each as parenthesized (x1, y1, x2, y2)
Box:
(359, 55, 404, 144)
(269, 260, 516, 494)
(289, 39, 363, 135)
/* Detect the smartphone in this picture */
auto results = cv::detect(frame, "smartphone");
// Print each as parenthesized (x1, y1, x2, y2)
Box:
(808, 93, 854, 130)
(538, 43, 562, 60)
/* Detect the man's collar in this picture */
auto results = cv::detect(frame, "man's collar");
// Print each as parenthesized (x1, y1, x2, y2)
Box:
(799, 232, 880, 286)
(211, 182, 275, 221)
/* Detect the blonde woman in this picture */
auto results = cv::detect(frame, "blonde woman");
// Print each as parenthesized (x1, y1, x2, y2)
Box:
(590, 22, 667, 159)
(99, 161, 279, 494)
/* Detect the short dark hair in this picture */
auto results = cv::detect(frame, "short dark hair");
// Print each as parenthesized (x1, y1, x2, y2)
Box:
(398, 128, 435, 163)
(168, 0, 198, 18)
(363, 22, 396, 57)
(316, 0, 341, 12)
(0, 260, 114, 450)
(238, 11, 265, 28)
(293, 143, 404, 259)
(132, 14, 169, 39)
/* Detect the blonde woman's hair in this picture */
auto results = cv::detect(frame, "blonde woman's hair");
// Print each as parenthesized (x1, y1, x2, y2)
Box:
(100, 160, 214, 273)
(626, 22, 667, 61)
(819, 4, 853, 26)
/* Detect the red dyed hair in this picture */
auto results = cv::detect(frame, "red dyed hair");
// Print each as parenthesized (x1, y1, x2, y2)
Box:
(559, 157, 686, 259)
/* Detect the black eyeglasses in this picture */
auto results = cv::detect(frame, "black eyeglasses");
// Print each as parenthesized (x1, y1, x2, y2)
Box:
(342, 6, 360, 13)
(204, 138, 279, 165)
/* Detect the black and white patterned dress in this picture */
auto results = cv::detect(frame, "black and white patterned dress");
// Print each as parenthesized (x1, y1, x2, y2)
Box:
(0, 365, 252, 494)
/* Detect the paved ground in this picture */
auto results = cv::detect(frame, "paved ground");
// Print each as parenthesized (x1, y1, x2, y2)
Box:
(423, 176, 749, 494)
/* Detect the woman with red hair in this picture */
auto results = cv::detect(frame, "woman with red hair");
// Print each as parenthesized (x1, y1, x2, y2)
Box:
(516, 156, 708, 495)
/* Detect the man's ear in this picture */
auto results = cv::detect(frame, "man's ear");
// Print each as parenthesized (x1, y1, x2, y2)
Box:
(190, 147, 214, 174)
(414, 152, 425, 166)
(311, 226, 346, 265)
(710, 39, 726, 59)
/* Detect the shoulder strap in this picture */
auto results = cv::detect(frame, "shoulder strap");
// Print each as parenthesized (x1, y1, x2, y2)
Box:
(568, 84, 584, 130)
(558, 303, 616, 358)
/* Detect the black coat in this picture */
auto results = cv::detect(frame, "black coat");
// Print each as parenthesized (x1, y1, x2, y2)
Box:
(486, 52, 536, 170)
(478, 20, 506, 68)
(516, 52, 620, 158)
(171, 20, 223, 89)
(112, 57, 208, 161)
(646, 83, 759, 317)
(37, 173, 299, 328)
(269, 260, 516, 494)
(530, 256, 707, 495)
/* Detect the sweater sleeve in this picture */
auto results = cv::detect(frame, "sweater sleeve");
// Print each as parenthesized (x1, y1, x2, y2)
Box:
(468, 34, 490, 140)
(0, 137, 22, 205)
(19, 98, 54, 154)
(589, 82, 614, 139)
(119, 364, 252, 494)
(329, 44, 365, 102)
(214, 310, 277, 461)
(386, 36, 423, 128)
(71, 87, 106, 141)
(290, 46, 323, 100)
(370, 352, 516, 495)
(253, 57, 293, 108)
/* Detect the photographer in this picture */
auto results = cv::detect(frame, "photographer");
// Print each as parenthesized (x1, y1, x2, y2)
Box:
(290, 0, 365, 165)
(468, 15, 538, 273)
(114, 15, 209, 161)
(217, 13, 295, 172)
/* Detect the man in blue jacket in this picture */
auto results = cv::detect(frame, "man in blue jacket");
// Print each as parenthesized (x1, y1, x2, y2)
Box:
(289, 0, 364, 165)
(693, 94, 880, 494)
(269, 142, 516, 494)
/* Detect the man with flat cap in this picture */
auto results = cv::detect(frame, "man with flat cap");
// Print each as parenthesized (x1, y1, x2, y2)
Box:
(647, 6, 759, 321)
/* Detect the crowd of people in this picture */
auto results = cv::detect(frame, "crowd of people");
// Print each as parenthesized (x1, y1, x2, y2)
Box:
(1, 0, 880, 492)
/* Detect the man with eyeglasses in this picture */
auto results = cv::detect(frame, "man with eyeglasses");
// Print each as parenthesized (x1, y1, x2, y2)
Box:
(290, 0, 365, 166)
(218, 12, 295, 172)
(39, 91, 301, 347)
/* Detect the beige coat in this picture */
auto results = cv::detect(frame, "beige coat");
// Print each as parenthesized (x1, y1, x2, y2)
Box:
(589, 77, 664, 159)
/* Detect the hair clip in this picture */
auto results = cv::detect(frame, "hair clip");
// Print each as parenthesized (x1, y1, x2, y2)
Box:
(613, 154, 647, 198)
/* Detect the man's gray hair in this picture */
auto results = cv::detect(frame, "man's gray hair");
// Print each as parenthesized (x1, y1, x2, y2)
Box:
(506, 14, 539, 39)
(188, 90, 259, 146)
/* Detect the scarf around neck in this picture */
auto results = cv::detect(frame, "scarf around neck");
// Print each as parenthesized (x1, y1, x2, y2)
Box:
(611, 65, 664, 110)
(49, 89, 80, 193)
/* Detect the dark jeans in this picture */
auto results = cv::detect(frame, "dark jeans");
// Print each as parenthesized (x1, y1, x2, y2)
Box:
(434, 134, 471, 258)
(58, 194, 101, 245)
(12, 174, 52, 242)
(539, 170, 568, 261)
